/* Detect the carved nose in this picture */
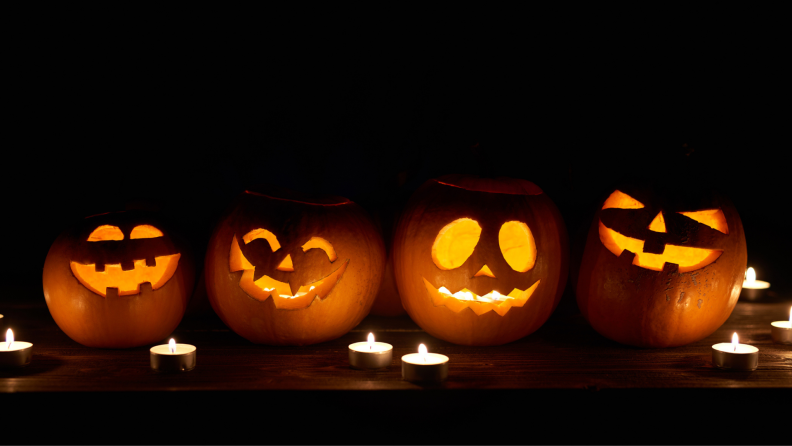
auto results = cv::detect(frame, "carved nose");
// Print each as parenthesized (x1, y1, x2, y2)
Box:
(276, 254, 294, 272)
(648, 211, 666, 233)
(474, 264, 496, 278)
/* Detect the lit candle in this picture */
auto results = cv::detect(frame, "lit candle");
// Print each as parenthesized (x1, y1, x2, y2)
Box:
(770, 307, 792, 345)
(711, 333, 758, 371)
(150, 338, 196, 372)
(0, 329, 33, 368)
(348, 333, 393, 369)
(401, 343, 449, 382)
(740, 267, 770, 301)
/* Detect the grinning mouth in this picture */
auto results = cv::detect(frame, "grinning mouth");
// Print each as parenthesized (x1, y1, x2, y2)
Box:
(598, 222, 722, 273)
(230, 235, 348, 310)
(70, 254, 181, 297)
(422, 277, 540, 316)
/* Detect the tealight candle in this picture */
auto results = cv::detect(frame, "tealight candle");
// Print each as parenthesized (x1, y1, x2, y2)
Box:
(741, 267, 770, 301)
(349, 333, 393, 369)
(712, 333, 758, 371)
(401, 344, 449, 382)
(150, 338, 196, 372)
(770, 307, 792, 345)
(0, 329, 33, 368)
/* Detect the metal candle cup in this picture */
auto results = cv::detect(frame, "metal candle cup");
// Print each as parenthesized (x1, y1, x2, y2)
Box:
(770, 322, 792, 344)
(150, 341, 196, 372)
(348, 342, 393, 369)
(0, 329, 32, 368)
(712, 335, 758, 371)
(401, 345, 448, 382)
(0, 342, 32, 368)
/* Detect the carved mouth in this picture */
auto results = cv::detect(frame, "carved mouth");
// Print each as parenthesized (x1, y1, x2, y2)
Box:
(422, 277, 540, 316)
(599, 222, 722, 273)
(70, 254, 181, 297)
(230, 235, 348, 310)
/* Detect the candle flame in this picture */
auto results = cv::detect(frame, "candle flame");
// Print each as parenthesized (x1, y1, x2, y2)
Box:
(419, 343, 427, 362)
(5, 329, 12, 349)
(368, 332, 374, 350)
(745, 267, 756, 283)
(169, 338, 176, 354)
(732, 332, 738, 352)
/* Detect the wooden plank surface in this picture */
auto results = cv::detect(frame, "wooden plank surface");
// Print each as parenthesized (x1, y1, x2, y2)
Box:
(2, 299, 790, 393)
(2, 295, 790, 444)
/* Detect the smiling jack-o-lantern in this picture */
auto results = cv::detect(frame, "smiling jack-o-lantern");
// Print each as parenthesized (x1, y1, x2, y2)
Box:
(205, 187, 385, 346)
(576, 184, 746, 347)
(393, 175, 568, 346)
(43, 211, 195, 348)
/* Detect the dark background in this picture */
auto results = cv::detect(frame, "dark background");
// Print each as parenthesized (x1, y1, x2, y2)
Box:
(2, 26, 790, 446)
(7, 45, 789, 305)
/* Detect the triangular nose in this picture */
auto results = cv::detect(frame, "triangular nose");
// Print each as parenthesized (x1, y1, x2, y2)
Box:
(276, 254, 294, 272)
(474, 264, 496, 278)
(648, 211, 666, 233)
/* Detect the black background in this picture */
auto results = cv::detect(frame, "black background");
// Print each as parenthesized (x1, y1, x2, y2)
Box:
(7, 39, 789, 303)
(2, 23, 790, 446)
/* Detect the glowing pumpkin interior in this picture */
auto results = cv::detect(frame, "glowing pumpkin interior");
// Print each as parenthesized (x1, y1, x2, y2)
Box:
(229, 229, 347, 310)
(425, 218, 540, 316)
(71, 225, 181, 297)
(599, 190, 728, 273)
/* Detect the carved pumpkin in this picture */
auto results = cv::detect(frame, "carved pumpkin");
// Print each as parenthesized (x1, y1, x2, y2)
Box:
(205, 187, 385, 346)
(576, 184, 746, 347)
(393, 175, 568, 346)
(43, 211, 195, 348)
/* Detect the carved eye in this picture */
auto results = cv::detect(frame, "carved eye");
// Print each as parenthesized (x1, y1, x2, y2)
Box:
(302, 237, 337, 262)
(87, 225, 124, 241)
(602, 190, 644, 210)
(678, 209, 729, 234)
(431, 218, 481, 270)
(242, 228, 281, 251)
(130, 225, 164, 239)
(499, 221, 536, 272)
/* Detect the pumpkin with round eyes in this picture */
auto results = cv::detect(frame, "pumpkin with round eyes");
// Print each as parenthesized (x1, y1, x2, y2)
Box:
(393, 175, 568, 346)
(205, 187, 385, 346)
(42, 211, 195, 348)
(576, 184, 746, 348)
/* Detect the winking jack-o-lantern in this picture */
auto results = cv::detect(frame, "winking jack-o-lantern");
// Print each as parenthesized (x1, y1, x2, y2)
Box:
(205, 187, 385, 346)
(393, 175, 568, 346)
(576, 184, 746, 347)
(43, 211, 195, 348)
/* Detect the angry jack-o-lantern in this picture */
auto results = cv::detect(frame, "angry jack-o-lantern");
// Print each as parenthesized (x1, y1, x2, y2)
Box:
(576, 184, 746, 347)
(43, 211, 195, 348)
(393, 175, 568, 346)
(205, 188, 385, 346)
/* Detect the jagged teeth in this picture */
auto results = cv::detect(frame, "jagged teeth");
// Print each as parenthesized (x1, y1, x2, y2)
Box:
(437, 286, 512, 302)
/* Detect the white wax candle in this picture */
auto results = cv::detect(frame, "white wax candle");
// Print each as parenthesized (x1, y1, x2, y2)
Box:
(349, 342, 392, 353)
(150, 343, 196, 355)
(0, 329, 33, 367)
(401, 352, 449, 365)
(771, 321, 792, 329)
(742, 267, 770, 289)
(712, 343, 759, 354)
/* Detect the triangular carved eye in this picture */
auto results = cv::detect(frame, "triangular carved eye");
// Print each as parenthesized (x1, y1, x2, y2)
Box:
(678, 209, 729, 234)
(602, 190, 645, 210)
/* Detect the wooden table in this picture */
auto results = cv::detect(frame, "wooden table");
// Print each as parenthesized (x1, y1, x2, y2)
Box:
(2, 296, 790, 444)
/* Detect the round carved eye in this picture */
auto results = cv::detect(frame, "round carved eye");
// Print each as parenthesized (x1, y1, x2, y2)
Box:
(88, 225, 124, 241)
(499, 221, 536, 272)
(431, 218, 481, 270)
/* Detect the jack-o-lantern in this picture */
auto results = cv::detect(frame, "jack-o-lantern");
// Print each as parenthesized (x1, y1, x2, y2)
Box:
(43, 211, 195, 348)
(205, 187, 385, 346)
(576, 184, 746, 347)
(393, 175, 568, 346)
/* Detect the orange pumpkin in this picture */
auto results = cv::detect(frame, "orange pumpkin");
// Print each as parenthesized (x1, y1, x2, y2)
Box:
(393, 175, 568, 346)
(576, 184, 746, 347)
(43, 211, 195, 348)
(205, 187, 385, 345)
